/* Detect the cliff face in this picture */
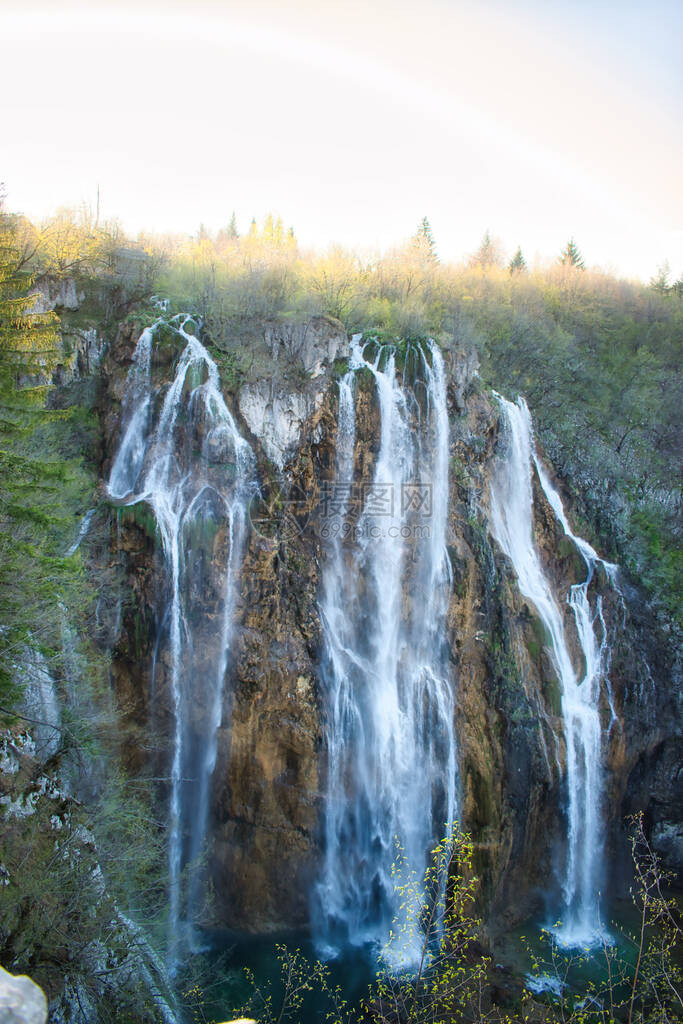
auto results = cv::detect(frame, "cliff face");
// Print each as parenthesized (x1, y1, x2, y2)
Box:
(99, 315, 680, 936)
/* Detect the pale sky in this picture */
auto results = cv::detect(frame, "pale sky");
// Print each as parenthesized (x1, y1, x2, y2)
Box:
(1, 0, 681, 279)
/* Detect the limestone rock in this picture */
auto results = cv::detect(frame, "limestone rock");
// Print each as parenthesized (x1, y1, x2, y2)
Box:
(53, 327, 106, 385)
(28, 277, 80, 314)
(238, 380, 324, 469)
(445, 344, 479, 413)
(263, 315, 349, 377)
(0, 967, 48, 1024)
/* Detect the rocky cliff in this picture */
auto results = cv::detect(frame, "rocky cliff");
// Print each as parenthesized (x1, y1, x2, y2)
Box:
(98, 313, 681, 938)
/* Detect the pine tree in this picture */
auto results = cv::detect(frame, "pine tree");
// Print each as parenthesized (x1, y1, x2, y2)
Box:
(650, 260, 671, 295)
(412, 216, 438, 263)
(558, 238, 585, 270)
(0, 198, 79, 702)
(470, 230, 503, 269)
(508, 246, 527, 275)
(227, 212, 239, 239)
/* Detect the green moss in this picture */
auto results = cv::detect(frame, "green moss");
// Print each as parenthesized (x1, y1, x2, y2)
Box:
(117, 501, 159, 542)
(524, 613, 546, 663)
(543, 672, 563, 717)
(209, 348, 243, 391)
(359, 332, 434, 381)
(182, 360, 209, 394)
(182, 510, 221, 552)
(356, 365, 375, 392)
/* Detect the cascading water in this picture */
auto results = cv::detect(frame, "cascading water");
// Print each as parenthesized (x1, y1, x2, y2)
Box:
(490, 395, 617, 945)
(315, 338, 457, 964)
(107, 315, 256, 964)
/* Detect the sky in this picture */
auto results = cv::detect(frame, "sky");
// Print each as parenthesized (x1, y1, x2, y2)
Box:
(1, 0, 682, 279)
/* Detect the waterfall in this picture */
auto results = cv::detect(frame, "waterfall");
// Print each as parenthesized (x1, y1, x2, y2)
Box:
(107, 316, 256, 964)
(315, 338, 457, 964)
(66, 508, 95, 557)
(490, 395, 616, 946)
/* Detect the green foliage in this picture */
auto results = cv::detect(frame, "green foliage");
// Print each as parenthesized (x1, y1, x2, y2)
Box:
(0, 738, 170, 1020)
(236, 946, 335, 1024)
(509, 247, 527, 275)
(0, 201, 82, 702)
(226, 818, 681, 1024)
(0, 196, 177, 1019)
(360, 828, 493, 1024)
(558, 238, 585, 270)
(207, 345, 243, 390)
(649, 262, 671, 295)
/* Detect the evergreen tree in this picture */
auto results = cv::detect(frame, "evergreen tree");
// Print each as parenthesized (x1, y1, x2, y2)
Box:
(0, 198, 79, 701)
(650, 260, 671, 295)
(412, 216, 438, 263)
(470, 229, 503, 269)
(508, 246, 527, 275)
(228, 211, 239, 239)
(558, 237, 585, 269)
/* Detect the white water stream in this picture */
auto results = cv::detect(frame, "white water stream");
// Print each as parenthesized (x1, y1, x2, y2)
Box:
(490, 395, 617, 945)
(108, 316, 255, 964)
(315, 339, 457, 964)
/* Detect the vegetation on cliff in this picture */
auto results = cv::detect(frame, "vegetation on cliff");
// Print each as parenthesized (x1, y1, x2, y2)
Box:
(0, 196, 680, 1021)
(153, 215, 681, 625)
(0, 199, 177, 1018)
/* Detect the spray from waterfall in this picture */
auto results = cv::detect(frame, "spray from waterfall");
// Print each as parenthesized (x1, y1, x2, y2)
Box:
(490, 394, 617, 946)
(315, 338, 457, 964)
(108, 316, 256, 965)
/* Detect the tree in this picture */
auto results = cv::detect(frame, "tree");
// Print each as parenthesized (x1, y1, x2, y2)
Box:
(558, 237, 585, 269)
(508, 246, 527, 275)
(0, 195, 78, 701)
(412, 216, 439, 264)
(650, 260, 671, 295)
(469, 230, 504, 270)
(308, 245, 364, 324)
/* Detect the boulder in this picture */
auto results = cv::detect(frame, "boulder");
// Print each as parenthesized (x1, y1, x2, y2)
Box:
(0, 967, 48, 1024)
